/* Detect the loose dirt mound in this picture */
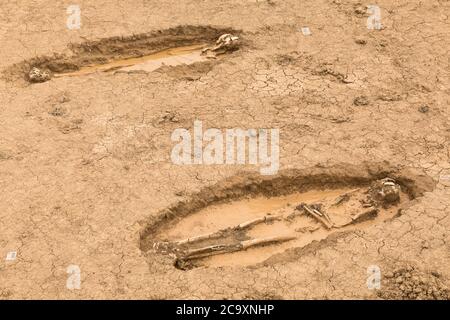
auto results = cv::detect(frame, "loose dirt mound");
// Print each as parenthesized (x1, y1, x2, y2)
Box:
(379, 265, 449, 300)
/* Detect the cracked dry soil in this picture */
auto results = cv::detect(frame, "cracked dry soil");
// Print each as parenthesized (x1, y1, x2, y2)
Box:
(0, 0, 449, 300)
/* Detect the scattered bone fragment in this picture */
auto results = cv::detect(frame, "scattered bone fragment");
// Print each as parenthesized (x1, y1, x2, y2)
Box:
(237, 214, 281, 229)
(362, 202, 375, 208)
(202, 34, 239, 56)
(28, 67, 51, 83)
(332, 188, 360, 206)
(333, 193, 350, 206)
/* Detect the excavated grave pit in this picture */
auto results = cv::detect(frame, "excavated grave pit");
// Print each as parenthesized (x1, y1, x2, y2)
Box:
(139, 164, 435, 270)
(3, 25, 241, 84)
(53, 44, 209, 77)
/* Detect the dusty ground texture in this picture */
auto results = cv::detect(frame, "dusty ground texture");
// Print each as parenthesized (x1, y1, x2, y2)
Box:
(0, 0, 449, 299)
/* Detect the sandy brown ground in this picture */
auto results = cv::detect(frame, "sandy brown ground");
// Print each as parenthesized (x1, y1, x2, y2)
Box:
(0, 0, 449, 299)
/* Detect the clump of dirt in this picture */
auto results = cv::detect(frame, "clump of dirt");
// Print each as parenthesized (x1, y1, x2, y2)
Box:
(4, 25, 241, 84)
(378, 265, 449, 300)
(0, 150, 12, 161)
(355, 38, 367, 45)
(240, 291, 283, 300)
(0, 288, 13, 299)
(418, 105, 430, 113)
(273, 51, 310, 67)
(354, 95, 370, 106)
(48, 106, 67, 117)
(354, 4, 368, 17)
(139, 163, 435, 270)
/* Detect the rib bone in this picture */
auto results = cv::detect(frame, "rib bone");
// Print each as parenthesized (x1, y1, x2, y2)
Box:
(300, 203, 333, 229)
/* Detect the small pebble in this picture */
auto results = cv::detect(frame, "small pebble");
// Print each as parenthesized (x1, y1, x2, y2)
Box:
(418, 105, 429, 113)
(354, 96, 369, 106)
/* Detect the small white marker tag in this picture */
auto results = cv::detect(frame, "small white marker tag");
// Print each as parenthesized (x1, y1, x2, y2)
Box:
(6, 251, 17, 261)
(440, 175, 450, 186)
(301, 27, 311, 36)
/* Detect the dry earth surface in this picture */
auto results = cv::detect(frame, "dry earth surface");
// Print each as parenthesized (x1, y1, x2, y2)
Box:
(0, 0, 449, 299)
